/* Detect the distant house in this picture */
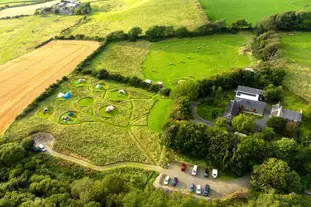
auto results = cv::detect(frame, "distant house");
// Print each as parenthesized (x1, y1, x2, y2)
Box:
(224, 86, 267, 123)
(270, 103, 302, 124)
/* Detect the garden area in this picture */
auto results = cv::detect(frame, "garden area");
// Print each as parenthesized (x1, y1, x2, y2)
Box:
(3, 75, 172, 166)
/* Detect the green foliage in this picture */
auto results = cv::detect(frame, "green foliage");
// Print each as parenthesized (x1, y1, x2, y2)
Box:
(264, 84, 284, 102)
(232, 19, 252, 30)
(232, 114, 256, 134)
(74, 2, 92, 15)
(20, 137, 34, 151)
(258, 127, 276, 141)
(251, 31, 281, 61)
(273, 138, 298, 162)
(169, 98, 192, 120)
(0, 143, 25, 166)
(267, 116, 287, 135)
(251, 158, 302, 193)
(128, 27, 143, 41)
(170, 81, 199, 100)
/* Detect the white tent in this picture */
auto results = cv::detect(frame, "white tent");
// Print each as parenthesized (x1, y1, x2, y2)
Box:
(145, 79, 152, 84)
(157, 81, 163, 86)
(96, 84, 102, 89)
(118, 90, 126, 95)
(57, 93, 65, 98)
(105, 105, 115, 112)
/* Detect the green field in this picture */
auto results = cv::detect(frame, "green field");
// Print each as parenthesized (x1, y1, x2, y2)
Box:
(144, 34, 252, 87)
(3, 76, 171, 165)
(148, 99, 173, 132)
(69, 0, 209, 37)
(198, 0, 310, 25)
(0, 15, 80, 64)
(87, 41, 151, 78)
(281, 32, 311, 101)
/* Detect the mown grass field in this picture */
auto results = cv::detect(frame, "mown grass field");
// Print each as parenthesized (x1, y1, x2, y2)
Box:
(0, 15, 80, 64)
(143, 34, 252, 87)
(198, 0, 310, 25)
(69, 0, 209, 37)
(281, 32, 311, 101)
(3, 76, 172, 165)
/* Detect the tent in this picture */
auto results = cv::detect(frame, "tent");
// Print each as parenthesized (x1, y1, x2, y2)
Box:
(96, 84, 102, 89)
(105, 105, 115, 112)
(145, 79, 152, 84)
(64, 92, 71, 100)
(68, 112, 74, 117)
(57, 93, 65, 98)
(118, 90, 126, 95)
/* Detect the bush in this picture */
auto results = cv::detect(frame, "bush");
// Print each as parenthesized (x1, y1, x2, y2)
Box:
(159, 88, 171, 96)
(267, 116, 287, 135)
(232, 114, 256, 134)
(264, 84, 284, 102)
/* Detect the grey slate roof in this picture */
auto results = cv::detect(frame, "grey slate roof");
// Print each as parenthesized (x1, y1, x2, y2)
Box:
(237, 85, 264, 95)
(224, 100, 239, 118)
(236, 98, 267, 114)
(280, 109, 302, 122)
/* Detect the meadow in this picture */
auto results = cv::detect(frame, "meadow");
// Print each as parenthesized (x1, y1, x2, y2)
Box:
(0, 15, 81, 64)
(143, 34, 252, 87)
(281, 32, 311, 101)
(198, 0, 310, 25)
(68, 0, 209, 37)
(3, 76, 171, 166)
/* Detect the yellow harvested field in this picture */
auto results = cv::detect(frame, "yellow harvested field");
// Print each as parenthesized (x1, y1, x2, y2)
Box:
(0, 40, 100, 134)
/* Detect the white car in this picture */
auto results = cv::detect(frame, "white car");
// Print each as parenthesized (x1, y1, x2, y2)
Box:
(38, 144, 46, 152)
(196, 185, 201, 195)
(164, 175, 170, 185)
(212, 169, 218, 178)
(192, 165, 198, 176)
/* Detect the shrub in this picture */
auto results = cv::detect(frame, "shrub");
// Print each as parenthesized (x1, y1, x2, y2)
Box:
(267, 116, 287, 135)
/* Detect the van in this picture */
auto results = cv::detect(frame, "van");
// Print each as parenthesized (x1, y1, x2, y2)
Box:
(192, 165, 198, 176)
(212, 169, 218, 178)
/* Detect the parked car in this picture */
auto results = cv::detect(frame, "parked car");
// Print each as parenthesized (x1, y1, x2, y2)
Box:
(204, 168, 209, 177)
(189, 183, 195, 192)
(171, 177, 178, 187)
(164, 175, 170, 185)
(181, 163, 186, 172)
(192, 165, 198, 176)
(212, 169, 218, 178)
(203, 184, 210, 196)
(196, 185, 201, 195)
(38, 144, 46, 152)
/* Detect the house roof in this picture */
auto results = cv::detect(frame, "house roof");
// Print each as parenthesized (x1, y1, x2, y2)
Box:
(280, 109, 302, 122)
(224, 100, 239, 119)
(236, 98, 267, 113)
(237, 85, 264, 96)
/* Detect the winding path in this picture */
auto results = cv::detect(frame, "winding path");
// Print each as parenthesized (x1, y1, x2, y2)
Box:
(33, 132, 251, 198)
(191, 102, 214, 127)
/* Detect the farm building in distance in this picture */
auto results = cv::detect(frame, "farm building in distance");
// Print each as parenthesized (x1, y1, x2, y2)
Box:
(270, 103, 302, 124)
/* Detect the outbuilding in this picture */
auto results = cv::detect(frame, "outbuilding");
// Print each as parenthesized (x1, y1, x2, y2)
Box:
(145, 79, 152, 84)
(105, 105, 115, 113)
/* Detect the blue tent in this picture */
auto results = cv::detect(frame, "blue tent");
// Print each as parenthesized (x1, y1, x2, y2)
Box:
(64, 92, 71, 100)
(68, 112, 74, 117)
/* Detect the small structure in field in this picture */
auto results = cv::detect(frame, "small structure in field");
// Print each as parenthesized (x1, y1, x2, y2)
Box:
(145, 79, 152, 84)
(157, 81, 163, 87)
(118, 90, 126, 95)
(62, 116, 70, 121)
(77, 78, 85, 84)
(57, 93, 65, 98)
(68, 112, 74, 117)
(43, 107, 49, 113)
(96, 84, 103, 89)
(270, 103, 302, 124)
(244, 67, 255, 72)
(64, 92, 71, 100)
(106, 105, 115, 113)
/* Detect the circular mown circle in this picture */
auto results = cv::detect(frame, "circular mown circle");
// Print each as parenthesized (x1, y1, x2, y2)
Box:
(78, 97, 94, 106)
(37, 107, 54, 118)
(108, 90, 128, 100)
(59, 111, 79, 124)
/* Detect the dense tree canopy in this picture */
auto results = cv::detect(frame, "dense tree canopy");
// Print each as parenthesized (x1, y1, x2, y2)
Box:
(232, 114, 256, 134)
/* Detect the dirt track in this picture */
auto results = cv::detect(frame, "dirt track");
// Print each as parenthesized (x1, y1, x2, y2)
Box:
(0, 40, 100, 135)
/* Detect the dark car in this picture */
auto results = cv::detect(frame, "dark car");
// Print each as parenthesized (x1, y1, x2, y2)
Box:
(181, 163, 186, 172)
(204, 168, 209, 177)
(189, 183, 195, 192)
(171, 177, 178, 187)
(203, 184, 210, 196)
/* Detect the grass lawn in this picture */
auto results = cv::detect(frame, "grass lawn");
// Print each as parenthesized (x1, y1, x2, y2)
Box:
(86, 41, 151, 78)
(3, 75, 171, 165)
(281, 32, 311, 101)
(198, 0, 310, 25)
(0, 15, 81, 65)
(144, 33, 252, 87)
(197, 91, 235, 122)
(148, 99, 173, 132)
(69, 0, 208, 37)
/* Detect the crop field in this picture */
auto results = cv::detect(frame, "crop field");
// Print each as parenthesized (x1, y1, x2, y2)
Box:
(0, 40, 100, 135)
(68, 0, 209, 37)
(0, 15, 81, 64)
(3, 76, 171, 165)
(198, 0, 310, 25)
(281, 32, 311, 101)
(143, 34, 252, 87)
(0, 0, 60, 18)
(0, 0, 55, 7)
